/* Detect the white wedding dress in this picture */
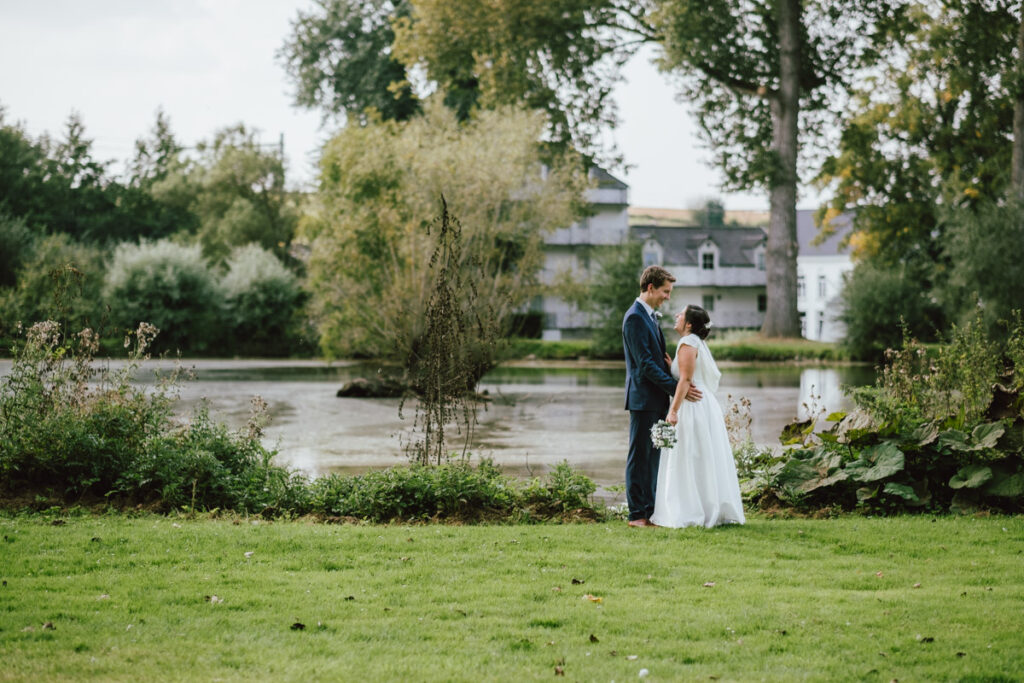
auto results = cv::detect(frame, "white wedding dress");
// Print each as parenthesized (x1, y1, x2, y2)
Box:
(651, 334, 745, 528)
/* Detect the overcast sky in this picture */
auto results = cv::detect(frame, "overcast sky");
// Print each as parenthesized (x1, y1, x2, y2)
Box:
(0, 1, 825, 211)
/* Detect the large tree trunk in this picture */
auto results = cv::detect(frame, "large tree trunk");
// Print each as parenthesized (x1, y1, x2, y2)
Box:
(761, 0, 802, 338)
(1013, 8, 1024, 199)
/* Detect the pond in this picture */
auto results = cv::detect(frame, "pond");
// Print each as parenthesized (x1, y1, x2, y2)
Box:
(112, 359, 876, 488)
(0, 358, 875, 488)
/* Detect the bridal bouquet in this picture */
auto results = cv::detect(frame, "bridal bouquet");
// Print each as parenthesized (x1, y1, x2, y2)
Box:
(651, 420, 677, 449)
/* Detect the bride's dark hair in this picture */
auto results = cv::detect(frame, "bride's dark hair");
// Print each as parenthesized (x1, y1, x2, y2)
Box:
(684, 305, 712, 340)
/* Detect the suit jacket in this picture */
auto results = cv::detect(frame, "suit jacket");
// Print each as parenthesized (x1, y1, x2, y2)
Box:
(622, 300, 677, 412)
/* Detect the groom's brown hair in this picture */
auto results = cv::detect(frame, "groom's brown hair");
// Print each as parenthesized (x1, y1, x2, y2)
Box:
(639, 265, 676, 292)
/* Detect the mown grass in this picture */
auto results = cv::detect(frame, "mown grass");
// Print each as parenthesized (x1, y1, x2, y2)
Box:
(2, 514, 1022, 681)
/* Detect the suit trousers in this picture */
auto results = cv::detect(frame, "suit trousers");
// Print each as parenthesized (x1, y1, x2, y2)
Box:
(626, 409, 662, 521)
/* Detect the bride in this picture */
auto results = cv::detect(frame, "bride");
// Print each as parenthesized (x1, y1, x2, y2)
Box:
(651, 305, 745, 529)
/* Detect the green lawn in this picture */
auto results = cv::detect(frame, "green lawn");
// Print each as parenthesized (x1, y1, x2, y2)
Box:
(2, 514, 1022, 681)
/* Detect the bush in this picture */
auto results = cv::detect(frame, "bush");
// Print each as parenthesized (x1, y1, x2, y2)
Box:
(941, 199, 1024, 339)
(0, 212, 36, 288)
(0, 321, 302, 513)
(745, 313, 1024, 514)
(0, 234, 107, 342)
(103, 239, 222, 353)
(839, 259, 944, 361)
(307, 459, 600, 523)
(220, 244, 307, 356)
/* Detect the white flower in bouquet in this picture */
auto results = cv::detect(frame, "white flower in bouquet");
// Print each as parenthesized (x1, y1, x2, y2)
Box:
(651, 420, 677, 449)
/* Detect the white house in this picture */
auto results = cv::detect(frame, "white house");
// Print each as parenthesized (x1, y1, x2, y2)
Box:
(537, 176, 854, 341)
(538, 168, 630, 340)
(796, 210, 854, 342)
(631, 224, 768, 329)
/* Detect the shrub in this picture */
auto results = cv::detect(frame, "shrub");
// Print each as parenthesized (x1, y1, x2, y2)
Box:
(0, 321, 304, 513)
(941, 199, 1024, 339)
(220, 244, 307, 356)
(839, 259, 944, 361)
(0, 212, 35, 288)
(307, 459, 600, 523)
(746, 313, 1024, 514)
(0, 234, 107, 342)
(103, 239, 222, 353)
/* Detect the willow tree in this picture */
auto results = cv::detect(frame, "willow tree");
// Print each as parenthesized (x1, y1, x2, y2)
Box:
(301, 102, 586, 386)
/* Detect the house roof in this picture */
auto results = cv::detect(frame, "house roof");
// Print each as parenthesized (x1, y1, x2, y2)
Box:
(589, 167, 629, 190)
(630, 225, 767, 267)
(796, 209, 853, 256)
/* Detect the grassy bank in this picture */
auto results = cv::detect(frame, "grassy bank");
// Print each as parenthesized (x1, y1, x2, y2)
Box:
(2, 514, 1021, 681)
(504, 336, 852, 363)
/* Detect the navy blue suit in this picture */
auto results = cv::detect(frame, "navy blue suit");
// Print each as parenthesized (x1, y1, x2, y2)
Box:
(622, 301, 677, 520)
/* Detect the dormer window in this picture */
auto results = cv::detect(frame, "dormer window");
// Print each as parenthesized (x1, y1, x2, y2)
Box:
(642, 239, 663, 267)
(698, 239, 718, 271)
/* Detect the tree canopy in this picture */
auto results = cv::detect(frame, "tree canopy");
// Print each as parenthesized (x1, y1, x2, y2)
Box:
(301, 102, 586, 376)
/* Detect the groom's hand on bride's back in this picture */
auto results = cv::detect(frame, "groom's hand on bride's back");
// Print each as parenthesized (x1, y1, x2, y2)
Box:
(685, 385, 703, 402)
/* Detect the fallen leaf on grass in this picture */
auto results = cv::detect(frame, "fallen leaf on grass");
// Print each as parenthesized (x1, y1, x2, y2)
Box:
(344, 595, 355, 601)
(554, 665, 564, 676)
(626, 655, 638, 661)
(291, 622, 305, 631)
(703, 582, 716, 588)
(21, 626, 34, 632)
(639, 668, 650, 678)
(400, 557, 411, 562)
(589, 634, 599, 643)
(912, 583, 921, 589)
(875, 572, 883, 578)
(98, 594, 110, 600)
(956, 652, 966, 657)
(205, 595, 223, 604)
(581, 594, 603, 603)
(552, 586, 562, 592)
(244, 551, 254, 559)
(571, 578, 585, 585)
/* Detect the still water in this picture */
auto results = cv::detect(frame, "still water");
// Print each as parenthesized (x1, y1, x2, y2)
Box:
(110, 359, 876, 488)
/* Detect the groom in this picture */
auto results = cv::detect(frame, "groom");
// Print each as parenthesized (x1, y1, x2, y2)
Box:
(622, 265, 701, 527)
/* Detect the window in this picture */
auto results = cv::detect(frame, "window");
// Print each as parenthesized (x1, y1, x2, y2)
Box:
(757, 294, 767, 312)
(702, 294, 715, 312)
(702, 253, 715, 270)
(818, 275, 827, 298)
(642, 240, 661, 267)
(797, 275, 806, 298)
(756, 251, 765, 270)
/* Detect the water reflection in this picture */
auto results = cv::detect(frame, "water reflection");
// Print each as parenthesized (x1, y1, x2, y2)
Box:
(0, 358, 875, 488)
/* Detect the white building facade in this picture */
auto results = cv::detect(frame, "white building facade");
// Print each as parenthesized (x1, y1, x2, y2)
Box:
(631, 225, 768, 329)
(795, 211, 854, 342)
(538, 168, 630, 340)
